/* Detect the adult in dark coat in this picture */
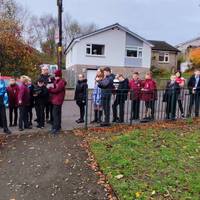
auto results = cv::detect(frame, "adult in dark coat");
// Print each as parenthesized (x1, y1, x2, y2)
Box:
(74, 74, 88, 123)
(97, 67, 114, 126)
(129, 72, 142, 121)
(34, 78, 49, 128)
(112, 75, 129, 123)
(7, 78, 19, 126)
(187, 69, 200, 117)
(48, 70, 66, 134)
(164, 75, 180, 120)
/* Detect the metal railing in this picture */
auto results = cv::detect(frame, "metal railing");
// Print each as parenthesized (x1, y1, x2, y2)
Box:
(81, 88, 200, 129)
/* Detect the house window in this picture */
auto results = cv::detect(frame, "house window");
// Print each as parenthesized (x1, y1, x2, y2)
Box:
(159, 52, 169, 63)
(126, 46, 143, 58)
(86, 44, 105, 56)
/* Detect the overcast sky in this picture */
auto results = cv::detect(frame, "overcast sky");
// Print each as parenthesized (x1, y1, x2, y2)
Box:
(16, 0, 200, 45)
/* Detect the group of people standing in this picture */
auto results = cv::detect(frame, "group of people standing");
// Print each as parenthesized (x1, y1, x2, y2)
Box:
(0, 66, 66, 134)
(74, 67, 200, 126)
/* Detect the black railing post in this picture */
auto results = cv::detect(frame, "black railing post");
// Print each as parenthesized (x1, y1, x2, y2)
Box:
(85, 88, 88, 130)
(130, 90, 133, 126)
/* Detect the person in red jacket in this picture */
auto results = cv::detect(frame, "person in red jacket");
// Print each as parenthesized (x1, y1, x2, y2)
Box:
(141, 72, 157, 120)
(7, 78, 19, 127)
(48, 70, 66, 134)
(18, 75, 31, 131)
(129, 72, 142, 121)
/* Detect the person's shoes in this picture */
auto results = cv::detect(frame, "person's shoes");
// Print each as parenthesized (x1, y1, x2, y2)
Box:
(112, 119, 117, 123)
(9, 124, 13, 127)
(50, 129, 60, 135)
(25, 126, 32, 129)
(37, 125, 44, 129)
(90, 120, 97, 124)
(100, 122, 111, 127)
(181, 114, 186, 119)
(13, 123, 17, 127)
(116, 119, 124, 123)
(76, 119, 84, 124)
(19, 128, 24, 131)
(4, 129, 11, 134)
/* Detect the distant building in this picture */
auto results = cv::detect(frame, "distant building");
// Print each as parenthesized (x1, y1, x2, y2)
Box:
(176, 37, 200, 71)
(64, 23, 153, 88)
(148, 40, 180, 72)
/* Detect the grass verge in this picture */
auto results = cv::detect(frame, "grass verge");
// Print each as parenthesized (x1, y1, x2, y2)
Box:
(90, 127, 200, 200)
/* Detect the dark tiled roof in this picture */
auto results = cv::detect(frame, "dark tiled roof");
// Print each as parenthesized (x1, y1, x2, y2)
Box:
(148, 40, 180, 52)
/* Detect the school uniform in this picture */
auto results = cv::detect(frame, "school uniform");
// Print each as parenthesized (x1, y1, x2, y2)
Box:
(34, 85, 48, 128)
(74, 79, 88, 122)
(164, 81, 180, 120)
(112, 78, 129, 123)
(187, 75, 200, 117)
(98, 74, 114, 126)
(7, 83, 19, 126)
(48, 70, 66, 134)
(129, 79, 142, 120)
(18, 83, 31, 130)
(141, 79, 157, 120)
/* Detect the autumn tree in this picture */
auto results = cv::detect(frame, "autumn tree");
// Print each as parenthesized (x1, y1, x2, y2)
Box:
(0, 0, 41, 78)
(189, 48, 200, 68)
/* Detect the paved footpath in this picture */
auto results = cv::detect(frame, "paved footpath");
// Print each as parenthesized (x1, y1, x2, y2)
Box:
(0, 132, 107, 200)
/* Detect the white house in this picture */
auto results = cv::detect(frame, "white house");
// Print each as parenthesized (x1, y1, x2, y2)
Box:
(64, 23, 153, 88)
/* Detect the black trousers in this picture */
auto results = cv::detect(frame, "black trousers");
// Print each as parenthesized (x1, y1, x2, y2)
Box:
(188, 94, 200, 117)
(131, 100, 140, 120)
(45, 102, 53, 121)
(19, 106, 29, 129)
(166, 95, 177, 119)
(52, 105, 62, 131)
(27, 106, 33, 125)
(102, 96, 111, 123)
(35, 104, 45, 127)
(76, 101, 86, 120)
(178, 99, 184, 114)
(0, 105, 8, 131)
(112, 99, 125, 122)
(145, 100, 155, 119)
(9, 106, 18, 125)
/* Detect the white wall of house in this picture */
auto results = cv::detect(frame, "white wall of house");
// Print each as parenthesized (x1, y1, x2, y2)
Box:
(65, 27, 152, 69)
(142, 42, 152, 68)
(74, 28, 126, 67)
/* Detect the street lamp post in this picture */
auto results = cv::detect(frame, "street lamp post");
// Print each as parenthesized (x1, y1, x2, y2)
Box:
(57, 0, 63, 69)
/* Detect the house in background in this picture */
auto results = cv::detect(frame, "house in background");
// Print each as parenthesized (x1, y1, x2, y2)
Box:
(64, 23, 153, 88)
(148, 40, 180, 72)
(176, 37, 200, 71)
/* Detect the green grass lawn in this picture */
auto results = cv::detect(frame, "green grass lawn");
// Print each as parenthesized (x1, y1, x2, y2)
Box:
(90, 128, 200, 200)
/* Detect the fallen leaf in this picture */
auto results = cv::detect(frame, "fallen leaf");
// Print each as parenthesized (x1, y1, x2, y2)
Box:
(115, 174, 124, 180)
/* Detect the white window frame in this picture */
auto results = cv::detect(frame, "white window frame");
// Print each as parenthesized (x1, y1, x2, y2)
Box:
(126, 46, 143, 58)
(158, 52, 170, 63)
(86, 44, 105, 57)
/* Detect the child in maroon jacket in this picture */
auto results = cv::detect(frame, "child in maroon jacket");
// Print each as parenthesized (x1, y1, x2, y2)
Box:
(7, 78, 19, 126)
(141, 72, 157, 120)
(18, 75, 31, 131)
(129, 72, 142, 121)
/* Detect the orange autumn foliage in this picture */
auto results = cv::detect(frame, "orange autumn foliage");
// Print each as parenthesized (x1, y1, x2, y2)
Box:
(0, 19, 41, 78)
(189, 48, 200, 68)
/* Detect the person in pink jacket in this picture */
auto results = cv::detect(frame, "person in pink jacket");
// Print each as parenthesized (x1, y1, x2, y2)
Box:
(48, 70, 66, 134)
